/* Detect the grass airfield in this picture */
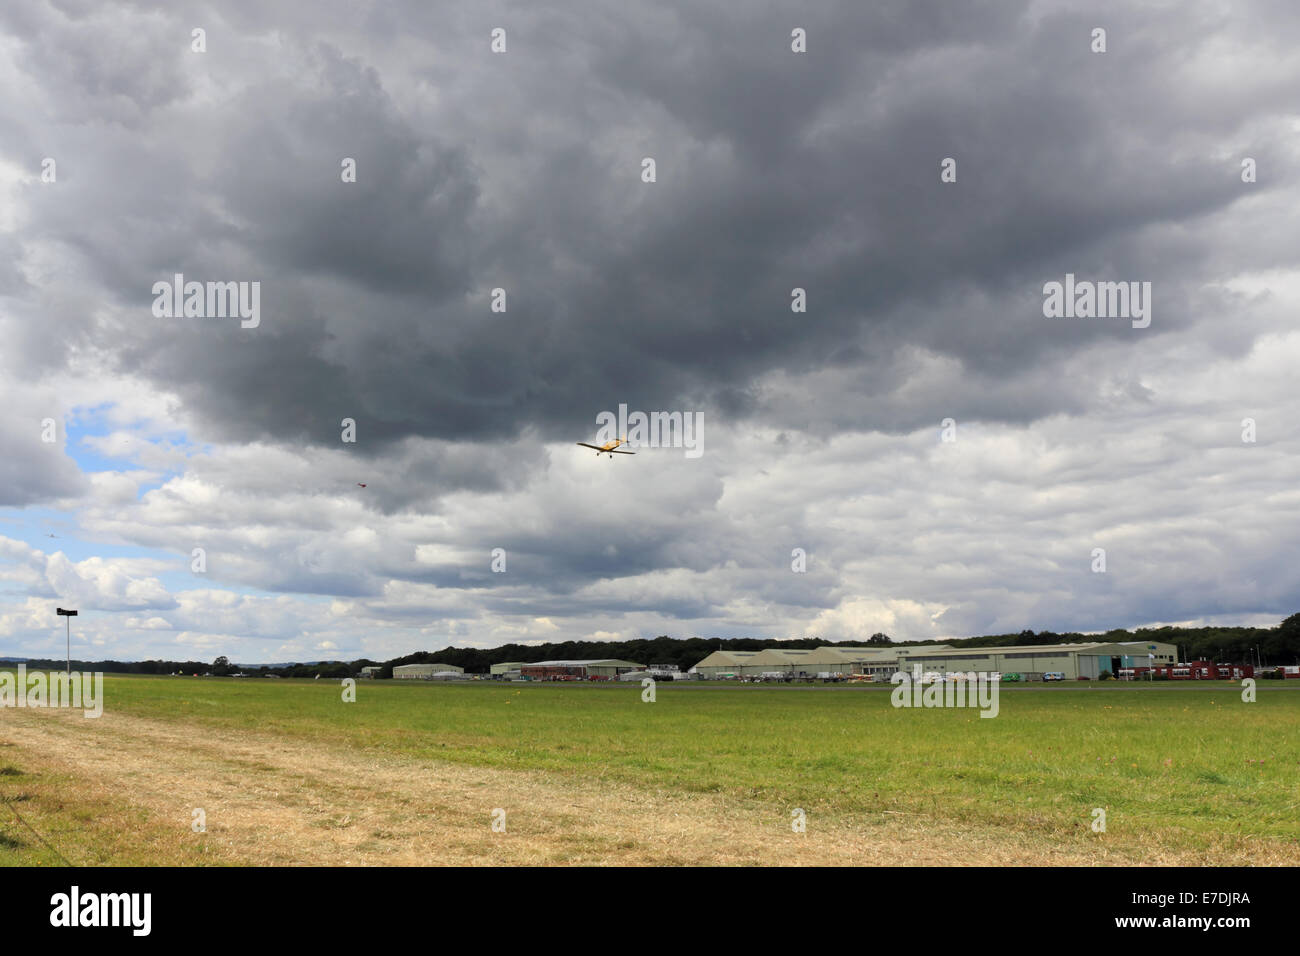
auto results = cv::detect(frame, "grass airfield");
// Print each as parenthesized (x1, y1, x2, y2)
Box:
(1, 674, 1297, 866)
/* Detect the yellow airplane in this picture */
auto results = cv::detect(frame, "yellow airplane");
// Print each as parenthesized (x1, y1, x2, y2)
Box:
(576, 436, 636, 458)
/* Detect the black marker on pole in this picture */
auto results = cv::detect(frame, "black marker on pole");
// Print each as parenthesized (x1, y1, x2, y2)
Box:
(56, 607, 78, 675)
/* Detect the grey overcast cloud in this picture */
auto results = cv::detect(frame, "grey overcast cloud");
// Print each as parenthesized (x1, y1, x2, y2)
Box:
(1, 0, 1297, 664)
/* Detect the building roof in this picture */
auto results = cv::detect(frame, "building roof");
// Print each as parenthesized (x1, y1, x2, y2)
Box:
(693, 645, 951, 670)
(898, 641, 1175, 657)
(807, 645, 947, 661)
(748, 648, 817, 664)
(1084, 641, 1176, 655)
(692, 640, 1177, 671)
(522, 659, 643, 667)
(692, 650, 762, 668)
(897, 643, 1098, 656)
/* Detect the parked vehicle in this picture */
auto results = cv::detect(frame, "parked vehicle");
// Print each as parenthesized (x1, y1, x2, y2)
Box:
(1043, 672, 1065, 682)
(1126, 662, 1256, 680)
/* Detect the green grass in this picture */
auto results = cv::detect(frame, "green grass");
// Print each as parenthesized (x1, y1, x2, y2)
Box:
(3, 674, 1298, 861)
(64, 678, 1300, 828)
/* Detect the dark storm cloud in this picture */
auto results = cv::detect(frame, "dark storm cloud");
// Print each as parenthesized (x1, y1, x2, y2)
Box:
(8, 0, 1294, 451)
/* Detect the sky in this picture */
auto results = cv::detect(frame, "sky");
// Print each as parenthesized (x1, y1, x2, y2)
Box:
(1, 0, 1298, 664)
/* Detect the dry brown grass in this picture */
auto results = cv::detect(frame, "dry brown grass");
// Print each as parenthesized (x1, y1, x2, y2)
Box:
(1, 707, 1293, 866)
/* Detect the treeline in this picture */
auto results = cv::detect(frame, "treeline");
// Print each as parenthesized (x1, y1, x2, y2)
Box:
(0, 657, 377, 680)
(3, 658, 219, 675)
(8, 614, 1297, 678)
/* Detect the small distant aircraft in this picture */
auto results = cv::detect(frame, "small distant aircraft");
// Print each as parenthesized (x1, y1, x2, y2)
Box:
(357, 483, 367, 488)
(576, 436, 635, 458)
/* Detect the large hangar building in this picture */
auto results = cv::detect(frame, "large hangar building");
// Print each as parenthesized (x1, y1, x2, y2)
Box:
(693, 646, 952, 679)
(691, 650, 761, 678)
(392, 663, 465, 679)
(898, 641, 1177, 680)
(692, 640, 1178, 681)
(520, 659, 644, 679)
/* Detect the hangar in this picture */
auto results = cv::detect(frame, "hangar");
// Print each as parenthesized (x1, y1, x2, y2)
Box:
(691, 649, 762, 678)
(741, 648, 818, 676)
(691, 640, 1178, 681)
(520, 659, 644, 679)
(693, 646, 953, 679)
(392, 663, 465, 679)
(897, 641, 1177, 681)
(801, 646, 951, 679)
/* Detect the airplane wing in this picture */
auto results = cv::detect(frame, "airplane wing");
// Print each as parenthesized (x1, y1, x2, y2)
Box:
(608, 449, 635, 455)
(576, 442, 604, 451)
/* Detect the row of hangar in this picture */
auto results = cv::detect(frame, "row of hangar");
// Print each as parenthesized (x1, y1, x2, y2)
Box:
(377, 641, 1186, 683)
(691, 641, 1180, 682)
(377, 660, 649, 680)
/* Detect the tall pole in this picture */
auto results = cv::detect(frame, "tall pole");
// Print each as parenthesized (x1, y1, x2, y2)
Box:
(56, 608, 77, 676)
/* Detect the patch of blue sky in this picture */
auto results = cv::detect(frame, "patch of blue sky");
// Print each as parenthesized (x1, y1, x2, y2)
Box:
(64, 402, 208, 476)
